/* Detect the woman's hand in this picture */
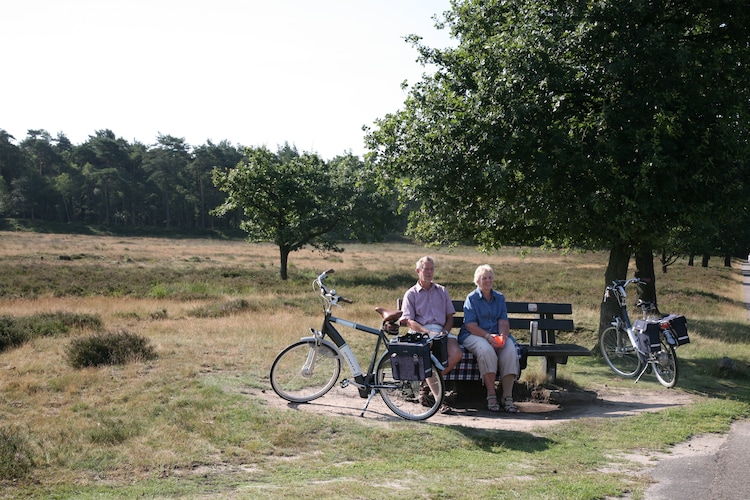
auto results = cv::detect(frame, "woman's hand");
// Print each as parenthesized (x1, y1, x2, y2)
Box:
(487, 333, 506, 349)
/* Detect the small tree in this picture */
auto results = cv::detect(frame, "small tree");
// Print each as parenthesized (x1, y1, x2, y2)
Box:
(212, 145, 396, 280)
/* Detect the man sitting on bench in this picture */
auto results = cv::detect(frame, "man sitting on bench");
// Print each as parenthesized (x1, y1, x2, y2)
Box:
(401, 256, 463, 413)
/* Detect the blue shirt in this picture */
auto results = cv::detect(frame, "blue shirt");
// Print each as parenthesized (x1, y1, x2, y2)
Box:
(458, 287, 508, 344)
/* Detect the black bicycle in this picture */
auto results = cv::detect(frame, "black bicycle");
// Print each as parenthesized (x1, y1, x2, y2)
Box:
(269, 269, 445, 420)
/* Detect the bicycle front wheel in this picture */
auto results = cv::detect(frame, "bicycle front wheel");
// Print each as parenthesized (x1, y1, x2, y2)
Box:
(270, 340, 341, 403)
(376, 353, 444, 421)
(653, 341, 678, 388)
(600, 326, 643, 377)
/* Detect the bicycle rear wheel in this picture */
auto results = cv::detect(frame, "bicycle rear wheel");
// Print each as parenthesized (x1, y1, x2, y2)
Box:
(600, 326, 643, 377)
(376, 353, 444, 420)
(270, 340, 341, 402)
(652, 340, 678, 388)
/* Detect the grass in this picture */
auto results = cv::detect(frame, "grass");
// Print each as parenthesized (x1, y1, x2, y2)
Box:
(0, 229, 749, 498)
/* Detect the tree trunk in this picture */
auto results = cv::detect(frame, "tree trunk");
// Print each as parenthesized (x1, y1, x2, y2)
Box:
(688, 254, 694, 266)
(279, 245, 290, 280)
(635, 243, 658, 313)
(724, 255, 731, 267)
(702, 254, 710, 267)
(598, 243, 631, 338)
(199, 176, 206, 230)
(164, 190, 171, 228)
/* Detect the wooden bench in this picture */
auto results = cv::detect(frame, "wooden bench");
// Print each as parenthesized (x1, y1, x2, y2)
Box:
(400, 299, 591, 383)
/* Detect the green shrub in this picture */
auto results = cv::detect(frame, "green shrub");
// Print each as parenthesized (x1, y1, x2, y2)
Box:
(65, 330, 158, 368)
(0, 426, 34, 481)
(16, 312, 103, 338)
(0, 312, 102, 353)
(0, 316, 28, 352)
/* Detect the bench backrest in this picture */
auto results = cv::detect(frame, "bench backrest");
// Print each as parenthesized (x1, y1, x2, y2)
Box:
(397, 298, 574, 339)
(451, 300, 574, 334)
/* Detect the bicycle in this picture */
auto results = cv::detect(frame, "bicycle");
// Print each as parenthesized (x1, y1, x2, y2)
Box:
(269, 269, 446, 420)
(600, 277, 689, 388)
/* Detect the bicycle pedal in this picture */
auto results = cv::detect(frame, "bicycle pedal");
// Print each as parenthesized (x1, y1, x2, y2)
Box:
(340, 379, 350, 388)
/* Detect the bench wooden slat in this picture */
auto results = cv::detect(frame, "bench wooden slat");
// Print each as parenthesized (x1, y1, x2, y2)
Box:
(526, 343, 591, 357)
(451, 300, 572, 315)
(508, 318, 574, 332)
(452, 317, 574, 331)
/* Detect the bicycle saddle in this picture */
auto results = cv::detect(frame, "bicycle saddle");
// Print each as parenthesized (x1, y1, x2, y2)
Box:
(375, 307, 403, 323)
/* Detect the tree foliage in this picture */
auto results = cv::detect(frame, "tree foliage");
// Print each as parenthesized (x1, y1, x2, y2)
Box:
(212, 145, 397, 279)
(366, 0, 750, 329)
(0, 128, 247, 229)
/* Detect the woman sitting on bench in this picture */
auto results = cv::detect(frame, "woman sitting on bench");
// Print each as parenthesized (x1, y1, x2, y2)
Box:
(458, 264, 520, 413)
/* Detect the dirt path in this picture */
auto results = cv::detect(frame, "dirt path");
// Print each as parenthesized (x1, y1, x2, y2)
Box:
(251, 383, 695, 432)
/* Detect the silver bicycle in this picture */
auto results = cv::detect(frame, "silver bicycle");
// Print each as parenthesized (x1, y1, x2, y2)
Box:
(600, 278, 688, 388)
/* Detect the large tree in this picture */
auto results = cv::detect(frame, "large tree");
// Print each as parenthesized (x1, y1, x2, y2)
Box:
(367, 0, 750, 332)
(212, 145, 397, 280)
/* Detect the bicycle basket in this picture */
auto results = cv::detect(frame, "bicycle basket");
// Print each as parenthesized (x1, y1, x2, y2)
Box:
(387, 338, 432, 380)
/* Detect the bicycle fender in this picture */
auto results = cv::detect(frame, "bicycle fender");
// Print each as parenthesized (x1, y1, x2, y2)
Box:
(299, 336, 339, 353)
(663, 329, 677, 346)
(430, 353, 445, 372)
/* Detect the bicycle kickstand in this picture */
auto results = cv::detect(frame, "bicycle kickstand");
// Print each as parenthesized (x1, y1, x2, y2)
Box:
(634, 360, 650, 384)
(359, 388, 378, 417)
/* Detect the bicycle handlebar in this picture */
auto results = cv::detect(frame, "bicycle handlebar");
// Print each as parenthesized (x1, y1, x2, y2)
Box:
(603, 277, 647, 303)
(608, 277, 649, 289)
(314, 268, 353, 305)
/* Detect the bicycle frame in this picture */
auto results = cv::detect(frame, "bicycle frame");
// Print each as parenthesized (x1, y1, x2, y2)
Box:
(304, 310, 388, 396)
(605, 279, 641, 358)
(310, 311, 445, 386)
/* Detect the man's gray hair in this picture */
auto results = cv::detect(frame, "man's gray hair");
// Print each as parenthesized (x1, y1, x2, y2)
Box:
(416, 256, 435, 270)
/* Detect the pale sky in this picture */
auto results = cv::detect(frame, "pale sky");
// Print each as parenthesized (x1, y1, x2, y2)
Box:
(1, 0, 454, 159)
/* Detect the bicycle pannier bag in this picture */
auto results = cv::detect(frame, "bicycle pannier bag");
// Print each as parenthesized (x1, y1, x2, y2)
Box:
(664, 314, 690, 346)
(633, 320, 661, 353)
(388, 338, 432, 380)
(430, 333, 449, 367)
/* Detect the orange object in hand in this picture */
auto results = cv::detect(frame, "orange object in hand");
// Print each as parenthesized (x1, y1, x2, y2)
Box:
(488, 333, 506, 349)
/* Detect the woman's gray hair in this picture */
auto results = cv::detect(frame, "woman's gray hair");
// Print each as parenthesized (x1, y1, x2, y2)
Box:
(473, 264, 494, 286)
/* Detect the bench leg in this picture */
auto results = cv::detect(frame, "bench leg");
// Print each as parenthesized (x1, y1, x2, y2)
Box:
(542, 356, 557, 383)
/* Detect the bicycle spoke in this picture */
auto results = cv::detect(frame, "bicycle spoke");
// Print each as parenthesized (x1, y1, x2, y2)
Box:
(600, 326, 642, 377)
(270, 341, 341, 402)
(376, 354, 443, 420)
(653, 342, 678, 388)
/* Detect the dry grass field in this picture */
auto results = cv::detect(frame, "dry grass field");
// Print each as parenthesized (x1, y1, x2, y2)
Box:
(1, 230, 749, 498)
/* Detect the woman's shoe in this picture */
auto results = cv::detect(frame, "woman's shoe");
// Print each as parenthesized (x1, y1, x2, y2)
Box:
(503, 397, 519, 413)
(486, 395, 500, 412)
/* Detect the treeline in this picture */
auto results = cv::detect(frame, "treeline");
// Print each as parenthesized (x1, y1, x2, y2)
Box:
(0, 128, 280, 230)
